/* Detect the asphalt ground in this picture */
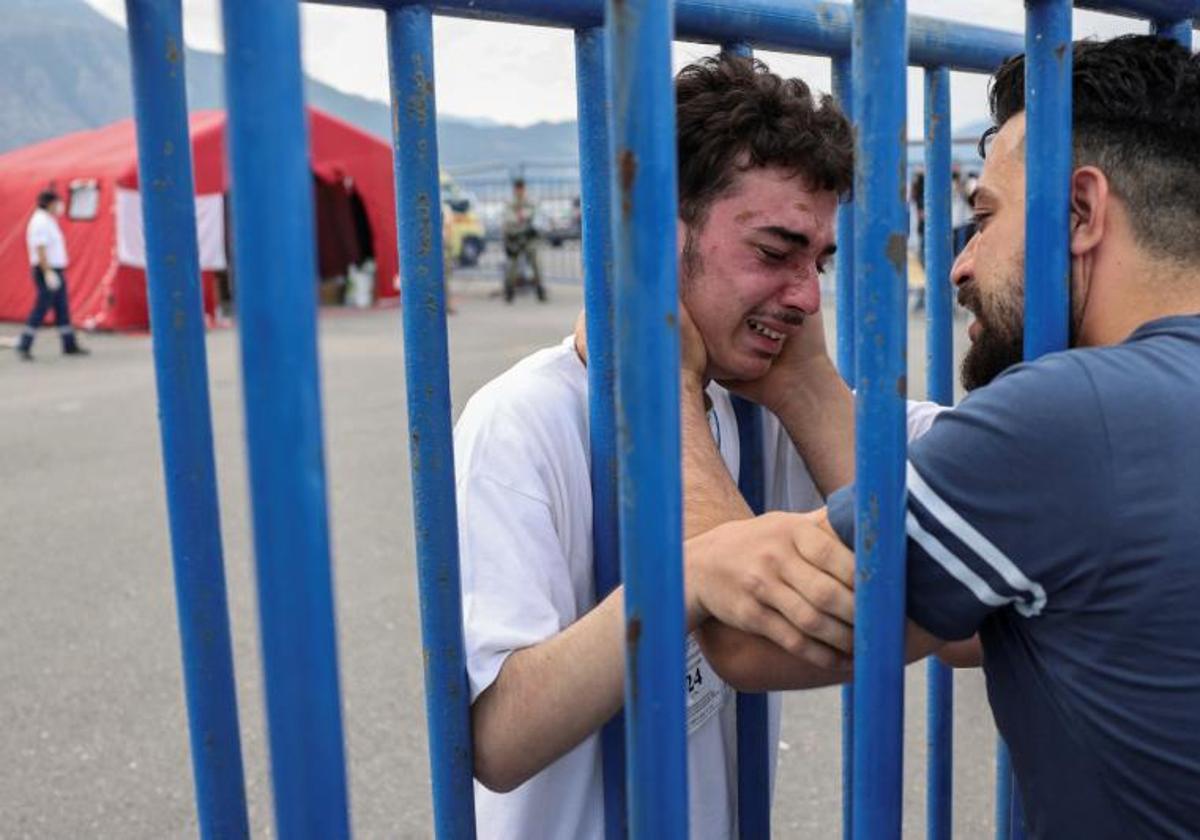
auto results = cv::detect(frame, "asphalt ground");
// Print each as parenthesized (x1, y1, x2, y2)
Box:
(1, 273, 997, 838)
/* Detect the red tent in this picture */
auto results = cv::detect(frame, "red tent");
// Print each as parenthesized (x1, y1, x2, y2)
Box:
(0, 108, 399, 330)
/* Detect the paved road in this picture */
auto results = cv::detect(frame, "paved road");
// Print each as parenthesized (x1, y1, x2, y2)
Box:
(1, 279, 997, 838)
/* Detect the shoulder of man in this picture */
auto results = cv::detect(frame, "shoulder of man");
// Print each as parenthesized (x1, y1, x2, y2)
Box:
(455, 339, 589, 464)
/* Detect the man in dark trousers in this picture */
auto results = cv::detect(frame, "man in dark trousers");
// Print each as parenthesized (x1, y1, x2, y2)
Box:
(18, 189, 88, 361)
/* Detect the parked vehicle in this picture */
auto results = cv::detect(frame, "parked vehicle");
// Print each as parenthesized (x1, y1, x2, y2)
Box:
(440, 172, 487, 266)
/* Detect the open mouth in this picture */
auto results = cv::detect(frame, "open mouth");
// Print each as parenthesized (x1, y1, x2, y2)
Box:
(747, 317, 786, 342)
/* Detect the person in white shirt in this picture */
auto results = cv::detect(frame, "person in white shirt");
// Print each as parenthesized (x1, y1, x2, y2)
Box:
(454, 54, 941, 840)
(18, 189, 88, 361)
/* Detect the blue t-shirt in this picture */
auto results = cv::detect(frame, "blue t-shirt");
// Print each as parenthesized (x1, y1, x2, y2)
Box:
(828, 315, 1200, 838)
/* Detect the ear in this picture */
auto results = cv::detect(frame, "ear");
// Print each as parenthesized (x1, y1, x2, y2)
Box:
(1068, 166, 1109, 257)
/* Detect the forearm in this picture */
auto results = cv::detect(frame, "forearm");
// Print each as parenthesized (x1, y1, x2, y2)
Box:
(937, 635, 983, 668)
(36, 245, 51, 273)
(472, 588, 625, 792)
(696, 620, 844, 691)
(770, 357, 855, 496)
(681, 378, 752, 539)
(700, 616, 944, 692)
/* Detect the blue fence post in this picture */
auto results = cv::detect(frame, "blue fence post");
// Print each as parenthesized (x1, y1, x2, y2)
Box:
(830, 51, 856, 840)
(385, 6, 477, 838)
(922, 63, 954, 840)
(1023, 0, 1072, 361)
(730, 396, 771, 840)
(605, 0, 690, 835)
(831, 55, 857, 387)
(714, 39, 773, 840)
(1152, 18, 1193, 48)
(995, 739, 1014, 839)
(575, 25, 627, 840)
(123, 1, 248, 837)
(1006, 3, 1073, 836)
(217, 2, 350, 837)
(851, 1, 909, 838)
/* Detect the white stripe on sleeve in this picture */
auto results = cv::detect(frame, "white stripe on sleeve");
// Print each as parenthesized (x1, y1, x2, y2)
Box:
(906, 460, 1047, 617)
(907, 511, 1021, 611)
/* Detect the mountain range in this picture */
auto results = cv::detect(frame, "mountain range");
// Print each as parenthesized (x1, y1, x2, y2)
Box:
(1, 0, 580, 172)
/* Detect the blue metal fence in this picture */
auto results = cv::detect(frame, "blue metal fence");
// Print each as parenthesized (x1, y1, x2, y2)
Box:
(122, 3, 249, 837)
(119, 0, 1196, 837)
(923, 62, 955, 840)
(386, 7, 478, 836)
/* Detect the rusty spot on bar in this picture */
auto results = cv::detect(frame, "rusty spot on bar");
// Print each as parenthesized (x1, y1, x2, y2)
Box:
(625, 614, 640, 702)
(665, 311, 676, 328)
(408, 53, 430, 128)
(166, 37, 180, 64)
(1055, 43, 1067, 60)
(896, 374, 907, 397)
(886, 233, 907, 273)
(618, 149, 636, 217)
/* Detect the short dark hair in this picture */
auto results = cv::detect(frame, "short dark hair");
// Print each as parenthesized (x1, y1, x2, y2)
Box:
(37, 189, 61, 209)
(675, 55, 854, 227)
(986, 35, 1200, 263)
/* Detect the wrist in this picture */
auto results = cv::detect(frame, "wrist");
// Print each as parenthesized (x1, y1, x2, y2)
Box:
(680, 368, 706, 394)
(765, 356, 842, 417)
(682, 547, 711, 630)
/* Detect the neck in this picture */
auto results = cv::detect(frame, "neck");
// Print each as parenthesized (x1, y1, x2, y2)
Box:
(1079, 253, 1200, 346)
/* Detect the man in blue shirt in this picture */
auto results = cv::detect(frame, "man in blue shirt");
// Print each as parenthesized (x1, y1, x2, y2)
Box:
(686, 35, 1200, 836)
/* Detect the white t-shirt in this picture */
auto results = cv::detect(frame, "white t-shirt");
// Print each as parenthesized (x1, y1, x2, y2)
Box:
(26, 208, 68, 268)
(454, 336, 943, 840)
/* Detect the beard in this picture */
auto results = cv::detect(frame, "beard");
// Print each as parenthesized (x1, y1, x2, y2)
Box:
(959, 279, 1025, 391)
(958, 270, 1082, 391)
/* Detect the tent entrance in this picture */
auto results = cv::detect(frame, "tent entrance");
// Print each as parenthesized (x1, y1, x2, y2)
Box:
(313, 172, 375, 307)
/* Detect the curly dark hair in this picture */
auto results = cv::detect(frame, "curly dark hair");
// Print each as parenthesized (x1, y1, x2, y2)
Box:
(985, 34, 1200, 263)
(675, 55, 854, 227)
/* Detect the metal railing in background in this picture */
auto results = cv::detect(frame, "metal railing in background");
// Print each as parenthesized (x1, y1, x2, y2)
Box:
(118, 0, 1197, 837)
(445, 172, 585, 285)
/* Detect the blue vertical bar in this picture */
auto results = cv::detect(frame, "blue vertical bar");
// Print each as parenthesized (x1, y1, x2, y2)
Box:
(575, 26, 626, 840)
(1153, 18, 1193, 48)
(995, 739, 1013, 839)
(1023, 0, 1072, 361)
(605, 0, 689, 835)
(831, 51, 856, 840)
(851, 1, 909, 838)
(1011, 7, 1072, 834)
(386, 7, 477, 839)
(719, 38, 773, 840)
(832, 55, 857, 387)
(218, 3, 350, 838)
(123, 2, 248, 837)
(730, 396, 770, 840)
(923, 64, 954, 840)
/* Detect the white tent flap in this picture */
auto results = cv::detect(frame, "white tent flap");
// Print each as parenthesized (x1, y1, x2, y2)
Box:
(116, 188, 227, 271)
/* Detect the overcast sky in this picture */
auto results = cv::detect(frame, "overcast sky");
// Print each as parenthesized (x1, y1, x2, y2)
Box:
(83, 0, 1149, 135)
